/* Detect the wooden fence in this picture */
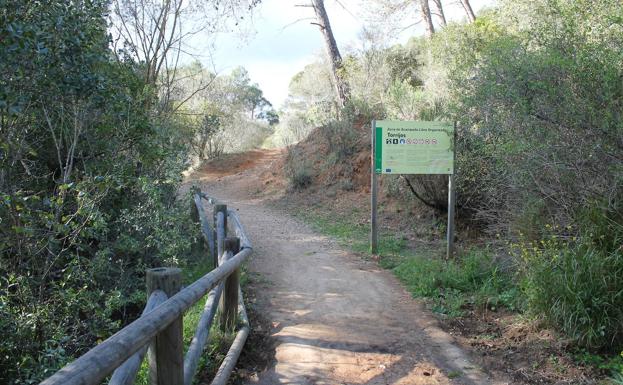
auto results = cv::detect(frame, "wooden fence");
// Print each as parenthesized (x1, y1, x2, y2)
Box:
(39, 189, 253, 385)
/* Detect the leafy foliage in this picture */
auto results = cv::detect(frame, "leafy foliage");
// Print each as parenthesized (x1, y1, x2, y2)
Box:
(0, 1, 198, 383)
(518, 204, 623, 350)
(434, 1, 623, 233)
(429, 1, 623, 349)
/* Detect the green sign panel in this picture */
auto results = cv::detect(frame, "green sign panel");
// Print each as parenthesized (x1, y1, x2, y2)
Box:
(374, 120, 454, 175)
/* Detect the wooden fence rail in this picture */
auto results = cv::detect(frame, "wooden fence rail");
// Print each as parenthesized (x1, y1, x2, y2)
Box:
(109, 290, 168, 385)
(39, 189, 253, 385)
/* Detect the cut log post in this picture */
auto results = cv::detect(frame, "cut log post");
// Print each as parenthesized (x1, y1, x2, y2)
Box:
(190, 193, 205, 257)
(210, 288, 250, 385)
(447, 174, 456, 258)
(214, 204, 227, 266)
(446, 124, 457, 259)
(146, 268, 183, 385)
(219, 237, 240, 331)
(190, 191, 200, 224)
(194, 193, 216, 265)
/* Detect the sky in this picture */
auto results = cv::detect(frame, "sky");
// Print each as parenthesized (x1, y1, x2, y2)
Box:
(197, 0, 495, 109)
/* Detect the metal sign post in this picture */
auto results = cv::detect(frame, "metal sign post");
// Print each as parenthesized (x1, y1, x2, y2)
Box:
(446, 124, 457, 258)
(446, 174, 456, 258)
(370, 120, 378, 254)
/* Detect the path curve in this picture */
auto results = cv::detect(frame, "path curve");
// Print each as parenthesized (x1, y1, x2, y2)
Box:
(190, 149, 507, 385)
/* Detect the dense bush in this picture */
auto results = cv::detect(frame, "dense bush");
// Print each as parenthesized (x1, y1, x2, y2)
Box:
(0, 1, 198, 383)
(430, 0, 623, 348)
(433, 0, 623, 235)
(319, 119, 359, 164)
(519, 203, 623, 350)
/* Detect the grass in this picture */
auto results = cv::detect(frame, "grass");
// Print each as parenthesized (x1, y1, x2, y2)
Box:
(292, 206, 521, 318)
(447, 370, 463, 379)
(293, 207, 407, 256)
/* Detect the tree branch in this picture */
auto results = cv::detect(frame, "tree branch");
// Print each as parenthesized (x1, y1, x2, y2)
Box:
(401, 175, 446, 211)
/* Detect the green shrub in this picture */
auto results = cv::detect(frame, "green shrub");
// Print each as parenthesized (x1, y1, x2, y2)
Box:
(385, 79, 444, 121)
(575, 350, 623, 382)
(519, 204, 623, 350)
(284, 148, 313, 190)
(319, 119, 358, 163)
(290, 165, 313, 189)
(342, 97, 383, 124)
(338, 179, 354, 192)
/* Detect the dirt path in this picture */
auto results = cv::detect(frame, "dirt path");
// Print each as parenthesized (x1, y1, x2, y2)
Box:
(189, 149, 507, 385)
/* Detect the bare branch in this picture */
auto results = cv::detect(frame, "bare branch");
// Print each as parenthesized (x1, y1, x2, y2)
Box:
(279, 17, 316, 31)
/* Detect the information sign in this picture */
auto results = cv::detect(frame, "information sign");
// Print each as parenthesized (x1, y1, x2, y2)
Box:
(374, 120, 454, 175)
(370, 120, 456, 258)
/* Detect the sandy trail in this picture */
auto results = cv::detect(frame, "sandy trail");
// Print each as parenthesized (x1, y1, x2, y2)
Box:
(190, 149, 506, 385)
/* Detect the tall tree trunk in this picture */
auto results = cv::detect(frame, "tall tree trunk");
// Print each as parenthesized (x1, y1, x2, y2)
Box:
(431, 0, 447, 26)
(419, 0, 435, 38)
(459, 0, 476, 22)
(311, 0, 350, 109)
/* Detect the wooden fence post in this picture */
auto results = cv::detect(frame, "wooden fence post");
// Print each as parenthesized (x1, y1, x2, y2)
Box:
(214, 204, 227, 267)
(190, 192, 205, 257)
(220, 237, 240, 332)
(190, 190, 200, 224)
(146, 268, 183, 385)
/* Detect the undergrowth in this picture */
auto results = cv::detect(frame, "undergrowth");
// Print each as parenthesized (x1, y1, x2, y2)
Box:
(517, 203, 623, 351)
(284, 147, 313, 190)
(393, 250, 521, 317)
(574, 350, 623, 384)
